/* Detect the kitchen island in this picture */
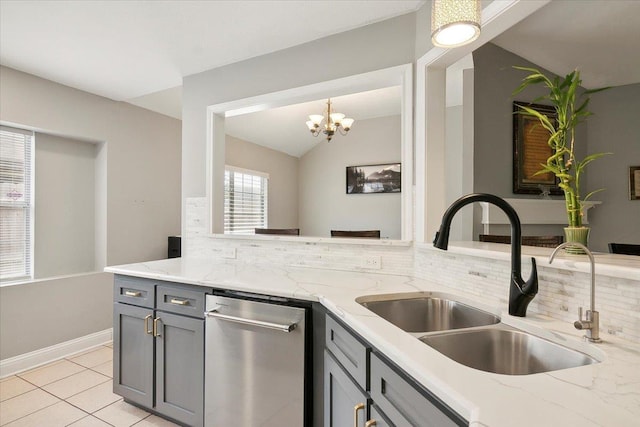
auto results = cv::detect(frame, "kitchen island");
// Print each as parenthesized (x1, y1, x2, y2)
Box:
(106, 254, 640, 426)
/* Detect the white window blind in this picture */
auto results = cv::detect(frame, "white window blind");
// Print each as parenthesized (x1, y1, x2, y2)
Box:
(224, 166, 268, 235)
(0, 126, 33, 282)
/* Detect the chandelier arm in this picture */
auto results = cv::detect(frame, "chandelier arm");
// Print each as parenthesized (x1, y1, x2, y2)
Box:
(337, 127, 349, 136)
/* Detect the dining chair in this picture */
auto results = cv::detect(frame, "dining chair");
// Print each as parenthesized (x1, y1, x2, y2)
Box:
(608, 243, 640, 256)
(255, 228, 300, 236)
(479, 234, 564, 248)
(331, 230, 381, 239)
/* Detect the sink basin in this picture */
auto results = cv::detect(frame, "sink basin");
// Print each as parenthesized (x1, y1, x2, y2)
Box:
(356, 292, 500, 333)
(420, 327, 598, 375)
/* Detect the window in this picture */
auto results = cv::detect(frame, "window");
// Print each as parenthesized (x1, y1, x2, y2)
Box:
(0, 126, 33, 282)
(224, 166, 268, 234)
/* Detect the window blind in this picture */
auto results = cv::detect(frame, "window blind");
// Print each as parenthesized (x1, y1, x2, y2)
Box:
(0, 126, 33, 281)
(224, 166, 268, 235)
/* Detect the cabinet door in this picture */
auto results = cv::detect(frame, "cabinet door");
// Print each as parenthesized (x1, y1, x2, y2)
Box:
(367, 404, 392, 427)
(324, 350, 368, 427)
(113, 303, 154, 408)
(155, 311, 204, 427)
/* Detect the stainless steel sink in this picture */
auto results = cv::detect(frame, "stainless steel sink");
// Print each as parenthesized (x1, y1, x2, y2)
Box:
(420, 327, 598, 375)
(356, 292, 500, 333)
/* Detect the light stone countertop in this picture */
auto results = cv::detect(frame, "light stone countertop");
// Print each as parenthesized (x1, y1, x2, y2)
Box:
(105, 257, 640, 427)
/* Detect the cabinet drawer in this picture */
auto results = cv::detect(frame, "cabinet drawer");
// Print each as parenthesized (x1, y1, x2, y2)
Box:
(115, 275, 155, 308)
(370, 353, 463, 427)
(156, 284, 207, 318)
(326, 314, 369, 390)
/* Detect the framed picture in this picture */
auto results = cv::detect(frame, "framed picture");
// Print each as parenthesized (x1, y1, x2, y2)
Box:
(346, 163, 401, 194)
(512, 102, 563, 195)
(630, 166, 640, 200)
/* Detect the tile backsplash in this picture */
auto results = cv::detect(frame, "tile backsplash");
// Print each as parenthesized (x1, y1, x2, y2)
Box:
(185, 197, 640, 343)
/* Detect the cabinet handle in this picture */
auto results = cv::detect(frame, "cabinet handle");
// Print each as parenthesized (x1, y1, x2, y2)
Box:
(365, 421, 377, 427)
(153, 317, 162, 337)
(144, 314, 153, 334)
(170, 298, 189, 306)
(124, 290, 141, 297)
(354, 403, 365, 427)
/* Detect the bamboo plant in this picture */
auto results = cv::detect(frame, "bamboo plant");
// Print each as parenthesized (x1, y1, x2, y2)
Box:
(512, 66, 611, 228)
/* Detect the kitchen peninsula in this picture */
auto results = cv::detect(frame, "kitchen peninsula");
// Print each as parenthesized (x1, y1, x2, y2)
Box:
(107, 240, 640, 427)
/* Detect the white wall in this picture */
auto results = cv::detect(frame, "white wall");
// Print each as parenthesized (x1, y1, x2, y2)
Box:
(225, 135, 299, 229)
(0, 66, 181, 359)
(182, 12, 417, 237)
(34, 133, 97, 279)
(299, 115, 401, 238)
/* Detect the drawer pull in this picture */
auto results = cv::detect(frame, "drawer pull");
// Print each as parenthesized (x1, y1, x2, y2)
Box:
(354, 403, 365, 427)
(153, 317, 162, 337)
(124, 290, 141, 297)
(170, 298, 189, 306)
(144, 314, 153, 334)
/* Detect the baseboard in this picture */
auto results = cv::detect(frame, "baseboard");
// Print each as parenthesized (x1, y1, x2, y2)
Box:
(0, 328, 113, 378)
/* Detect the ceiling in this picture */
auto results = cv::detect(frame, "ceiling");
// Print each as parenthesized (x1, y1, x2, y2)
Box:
(0, 0, 423, 119)
(2, 0, 637, 124)
(492, 0, 640, 89)
(225, 86, 402, 158)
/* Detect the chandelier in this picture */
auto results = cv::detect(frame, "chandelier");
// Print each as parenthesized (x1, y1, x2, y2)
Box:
(431, 0, 481, 48)
(305, 98, 354, 142)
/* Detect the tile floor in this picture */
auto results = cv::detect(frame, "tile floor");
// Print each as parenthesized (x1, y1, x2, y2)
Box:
(0, 344, 179, 427)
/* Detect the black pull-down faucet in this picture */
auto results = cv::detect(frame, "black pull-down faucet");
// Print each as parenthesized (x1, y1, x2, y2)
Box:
(433, 193, 538, 317)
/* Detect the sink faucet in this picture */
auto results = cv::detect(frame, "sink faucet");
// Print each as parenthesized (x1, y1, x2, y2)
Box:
(433, 193, 538, 317)
(549, 242, 601, 343)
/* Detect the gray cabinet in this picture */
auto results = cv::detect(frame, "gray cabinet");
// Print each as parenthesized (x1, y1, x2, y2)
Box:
(113, 275, 208, 427)
(324, 314, 467, 427)
(113, 302, 154, 408)
(324, 350, 368, 427)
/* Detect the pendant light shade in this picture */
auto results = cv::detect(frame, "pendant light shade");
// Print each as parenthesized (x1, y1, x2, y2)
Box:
(431, 0, 481, 48)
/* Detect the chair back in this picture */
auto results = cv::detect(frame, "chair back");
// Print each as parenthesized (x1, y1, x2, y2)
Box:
(255, 228, 300, 236)
(331, 230, 381, 239)
(608, 243, 640, 256)
(479, 234, 564, 248)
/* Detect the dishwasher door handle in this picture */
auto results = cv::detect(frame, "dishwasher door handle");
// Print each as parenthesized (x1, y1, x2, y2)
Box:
(205, 310, 297, 333)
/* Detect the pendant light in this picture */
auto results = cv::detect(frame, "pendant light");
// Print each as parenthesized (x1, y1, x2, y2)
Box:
(431, 0, 481, 48)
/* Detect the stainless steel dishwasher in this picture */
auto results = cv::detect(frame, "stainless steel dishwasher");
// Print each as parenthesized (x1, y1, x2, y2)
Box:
(204, 293, 309, 426)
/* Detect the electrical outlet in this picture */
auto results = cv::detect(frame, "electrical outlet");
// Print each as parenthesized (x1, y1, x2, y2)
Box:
(362, 255, 381, 270)
(222, 248, 236, 259)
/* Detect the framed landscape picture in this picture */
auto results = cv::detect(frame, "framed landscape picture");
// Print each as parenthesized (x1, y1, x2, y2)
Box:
(513, 101, 563, 195)
(346, 163, 401, 194)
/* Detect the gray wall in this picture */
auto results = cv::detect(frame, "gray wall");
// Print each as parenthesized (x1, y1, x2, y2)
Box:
(0, 66, 181, 359)
(34, 133, 97, 279)
(0, 273, 112, 360)
(225, 135, 299, 229)
(182, 12, 417, 235)
(472, 43, 587, 238)
(588, 84, 640, 251)
(472, 43, 639, 251)
(299, 115, 402, 239)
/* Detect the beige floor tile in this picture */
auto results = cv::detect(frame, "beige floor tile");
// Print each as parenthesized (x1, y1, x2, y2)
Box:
(67, 415, 113, 426)
(91, 360, 113, 378)
(18, 360, 85, 387)
(94, 400, 149, 427)
(0, 388, 59, 425)
(3, 401, 85, 427)
(0, 377, 36, 402)
(104, 342, 113, 348)
(66, 380, 121, 413)
(133, 414, 180, 426)
(42, 370, 109, 400)
(69, 347, 113, 369)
